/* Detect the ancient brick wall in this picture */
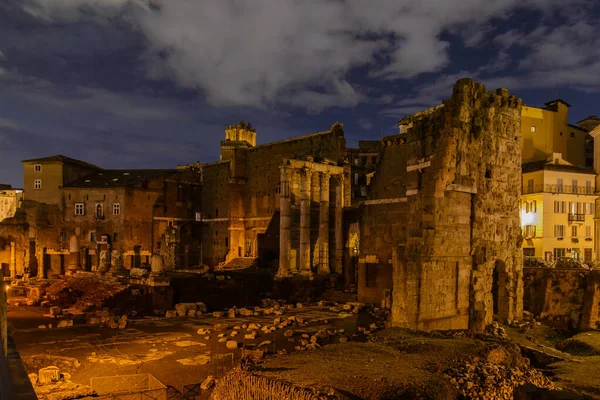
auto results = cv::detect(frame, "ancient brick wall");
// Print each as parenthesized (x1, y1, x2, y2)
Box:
(358, 78, 523, 331)
(201, 161, 232, 266)
(524, 267, 600, 330)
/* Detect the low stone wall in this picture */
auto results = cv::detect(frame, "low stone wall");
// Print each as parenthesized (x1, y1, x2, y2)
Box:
(523, 268, 600, 330)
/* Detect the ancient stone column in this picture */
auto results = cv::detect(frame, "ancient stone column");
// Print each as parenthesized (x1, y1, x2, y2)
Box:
(9, 242, 16, 278)
(98, 243, 111, 274)
(276, 165, 292, 278)
(109, 249, 125, 276)
(67, 235, 81, 274)
(299, 168, 313, 277)
(151, 254, 164, 275)
(334, 176, 344, 274)
(0, 267, 6, 357)
(318, 172, 331, 275)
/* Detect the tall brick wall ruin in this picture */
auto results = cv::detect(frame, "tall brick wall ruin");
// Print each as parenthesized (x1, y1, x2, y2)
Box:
(358, 78, 523, 331)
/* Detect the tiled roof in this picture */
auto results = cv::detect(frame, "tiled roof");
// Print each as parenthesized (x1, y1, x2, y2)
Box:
(522, 160, 595, 175)
(63, 169, 178, 188)
(21, 155, 102, 170)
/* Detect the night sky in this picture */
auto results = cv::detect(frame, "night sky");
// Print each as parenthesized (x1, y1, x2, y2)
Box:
(1, 0, 599, 188)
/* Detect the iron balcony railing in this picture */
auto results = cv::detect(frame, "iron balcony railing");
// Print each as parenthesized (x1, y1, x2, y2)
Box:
(523, 184, 595, 195)
(568, 213, 586, 222)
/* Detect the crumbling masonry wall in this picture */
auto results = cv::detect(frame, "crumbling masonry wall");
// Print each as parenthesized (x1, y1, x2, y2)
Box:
(358, 78, 523, 331)
(523, 268, 600, 330)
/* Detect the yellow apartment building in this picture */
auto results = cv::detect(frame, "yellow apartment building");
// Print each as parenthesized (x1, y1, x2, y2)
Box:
(521, 154, 597, 263)
(521, 99, 589, 168)
(0, 185, 23, 222)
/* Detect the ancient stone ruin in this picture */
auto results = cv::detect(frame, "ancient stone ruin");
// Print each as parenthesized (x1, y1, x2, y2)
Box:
(358, 78, 524, 331)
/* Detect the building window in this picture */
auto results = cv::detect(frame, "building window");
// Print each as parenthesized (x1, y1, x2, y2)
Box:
(90, 232, 96, 242)
(75, 203, 85, 216)
(34, 179, 42, 190)
(224, 237, 229, 248)
(113, 232, 118, 243)
(557, 178, 564, 193)
(554, 201, 567, 213)
(572, 180, 578, 193)
(95, 204, 103, 218)
(572, 225, 578, 237)
(524, 225, 536, 238)
(215, 208, 219, 218)
(571, 132, 575, 138)
(554, 224, 565, 238)
(113, 203, 120, 215)
(523, 248, 535, 257)
(275, 186, 281, 194)
(195, 212, 201, 222)
(530, 126, 536, 132)
(554, 248, 566, 259)
(354, 173, 359, 185)
(569, 201, 582, 214)
(60, 231, 66, 242)
(527, 179, 534, 192)
(525, 200, 536, 213)
(586, 181, 592, 194)
(34, 164, 42, 172)
(586, 226, 592, 238)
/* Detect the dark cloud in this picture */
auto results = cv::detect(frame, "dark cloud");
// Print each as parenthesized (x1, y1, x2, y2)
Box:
(0, 0, 599, 187)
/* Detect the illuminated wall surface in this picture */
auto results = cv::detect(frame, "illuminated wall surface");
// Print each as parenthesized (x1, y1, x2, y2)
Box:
(521, 101, 588, 168)
(521, 159, 597, 262)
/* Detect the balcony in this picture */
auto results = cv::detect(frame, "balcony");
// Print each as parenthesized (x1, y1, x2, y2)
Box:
(523, 184, 595, 195)
(568, 213, 585, 222)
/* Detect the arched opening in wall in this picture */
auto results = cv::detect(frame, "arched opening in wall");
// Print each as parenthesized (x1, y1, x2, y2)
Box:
(491, 260, 508, 320)
(95, 204, 103, 219)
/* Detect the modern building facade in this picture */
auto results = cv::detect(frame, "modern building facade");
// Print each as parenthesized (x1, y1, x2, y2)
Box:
(521, 154, 597, 263)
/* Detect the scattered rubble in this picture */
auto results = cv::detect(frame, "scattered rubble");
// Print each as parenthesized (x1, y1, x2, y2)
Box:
(31, 366, 96, 400)
(444, 356, 555, 399)
(43, 272, 128, 313)
(200, 375, 216, 390)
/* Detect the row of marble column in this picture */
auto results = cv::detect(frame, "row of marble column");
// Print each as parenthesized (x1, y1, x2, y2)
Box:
(277, 166, 343, 278)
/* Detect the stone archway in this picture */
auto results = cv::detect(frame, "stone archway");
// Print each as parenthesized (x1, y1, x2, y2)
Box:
(492, 260, 509, 321)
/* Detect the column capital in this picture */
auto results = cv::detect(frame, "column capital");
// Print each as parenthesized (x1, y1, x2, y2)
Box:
(299, 167, 313, 179)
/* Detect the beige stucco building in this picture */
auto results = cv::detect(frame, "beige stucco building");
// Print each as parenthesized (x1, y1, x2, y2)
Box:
(0, 185, 23, 222)
(521, 99, 589, 168)
(22, 155, 102, 205)
(521, 154, 597, 263)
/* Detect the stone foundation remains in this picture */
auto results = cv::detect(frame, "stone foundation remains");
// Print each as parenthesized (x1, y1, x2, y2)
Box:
(524, 267, 600, 331)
